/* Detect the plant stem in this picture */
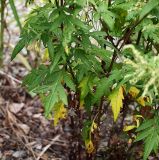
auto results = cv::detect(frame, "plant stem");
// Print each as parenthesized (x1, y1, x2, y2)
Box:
(136, 30, 142, 45)
(108, 0, 111, 6)
(55, 0, 59, 7)
(0, 0, 5, 61)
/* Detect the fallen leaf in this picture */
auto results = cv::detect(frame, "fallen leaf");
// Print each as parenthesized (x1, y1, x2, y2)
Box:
(9, 103, 24, 114)
(17, 123, 30, 134)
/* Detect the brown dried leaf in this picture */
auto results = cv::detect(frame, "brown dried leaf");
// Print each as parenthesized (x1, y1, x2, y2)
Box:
(9, 103, 24, 114)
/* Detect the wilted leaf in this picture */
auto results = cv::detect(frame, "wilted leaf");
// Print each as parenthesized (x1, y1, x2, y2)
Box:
(123, 125, 136, 132)
(53, 101, 67, 126)
(90, 121, 97, 133)
(129, 86, 148, 106)
(85, 139, 95, 154)
(129, 86, 140, 98)
(109, 86, 124, 121)
(137, 97, 146, 107)
(42, 48, 49, 62)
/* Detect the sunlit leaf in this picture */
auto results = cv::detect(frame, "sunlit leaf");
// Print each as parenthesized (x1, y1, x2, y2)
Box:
(123, 125, 136, 132)
(129, 86, 140, 98)
(109, 86, 124, 121)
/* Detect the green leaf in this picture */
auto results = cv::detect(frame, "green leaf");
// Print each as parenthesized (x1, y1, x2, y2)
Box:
(63, 72, 76, 91)
(79, 76, 90, 100)
(32, 85, 52, 93)
(144, 131, 157, 160)
(43, 72, 67, 117)
(23, 65, 47, 91)
(57, 83, 68, 105)
(75, 49, 93, 70)
(69, 17, 89, 30)
(93, 70, 122, 103)
(136, 119, 154, 132)
(135, 117, 159, 160)
(50, 13, 66, 31)
(102, 12, 115, 31)
(93, 77, 111, 103)
(139, 0, 159, 19)
(50, 47, 63, 72)
(98, 2, 108, 13)
(9, 0, 22, 30)
(135, 128, 152, 142)
(44, 84, 59, 117)
(11, 38, 26, 60)
(47, 39, 54, 61)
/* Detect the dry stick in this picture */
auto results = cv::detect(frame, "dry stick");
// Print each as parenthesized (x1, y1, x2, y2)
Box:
(0, 70, 22, 84)
(36, 135, 60, 160)
(4, 20, 11, 53)
(6, 104, 37, 159)
(94, 98, 104, 146)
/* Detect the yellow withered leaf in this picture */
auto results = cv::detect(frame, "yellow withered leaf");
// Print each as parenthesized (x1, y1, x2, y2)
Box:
(109, 86, 124, 122)
(85, 140, 95, 154)
(129, 86, 149, 106)
(42, 48, 49, 62)
(53, 101, 67, 126)
(79, 100, 84, 109)
(64, 45, 70, 55)
(137, 97, 146, 106)
(129, 86, 140, 98)
(134, 115, 144, 127)
(123, 115, 143, 132)
(90, 121, 97, 133)
(123, 125, 136, 132)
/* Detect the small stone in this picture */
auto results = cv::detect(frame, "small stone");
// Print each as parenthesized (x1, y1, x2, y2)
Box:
(12, 151, 26, 158)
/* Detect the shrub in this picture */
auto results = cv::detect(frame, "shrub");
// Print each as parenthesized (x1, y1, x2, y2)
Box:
(12, 0, 159, 159)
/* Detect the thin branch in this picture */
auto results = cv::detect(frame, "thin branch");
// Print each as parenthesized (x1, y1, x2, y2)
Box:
(136, 30, 142, 45)
(55, 0, 59, 8)
(0, 70, 22, 84)
(107, 14, 152, 75)
(36, 135, 60, 160)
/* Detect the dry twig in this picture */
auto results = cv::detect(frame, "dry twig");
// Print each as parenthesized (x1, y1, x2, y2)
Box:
(36, 135, 60, 160)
